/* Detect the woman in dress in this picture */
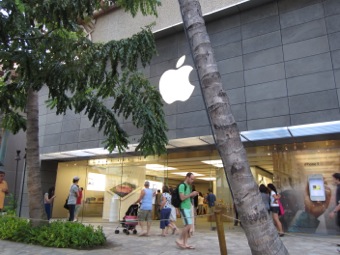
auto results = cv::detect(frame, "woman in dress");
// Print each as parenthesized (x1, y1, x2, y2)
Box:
(267, 183, 284, 236)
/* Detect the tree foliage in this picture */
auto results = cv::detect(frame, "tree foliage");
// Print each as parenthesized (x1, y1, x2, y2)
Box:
(0, 0, 167, 156)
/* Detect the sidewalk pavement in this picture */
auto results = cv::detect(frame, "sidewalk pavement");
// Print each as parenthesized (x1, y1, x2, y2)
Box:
(0, 222, 339, 255)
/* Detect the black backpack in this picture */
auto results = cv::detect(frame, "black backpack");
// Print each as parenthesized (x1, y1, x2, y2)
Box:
(171, 182, 187, 208)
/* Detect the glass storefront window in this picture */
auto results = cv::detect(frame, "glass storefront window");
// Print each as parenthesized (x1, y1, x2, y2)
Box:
(52, 139, 340, 234)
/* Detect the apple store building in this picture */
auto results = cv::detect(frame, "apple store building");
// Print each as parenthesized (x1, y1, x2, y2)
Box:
(17, 0, 340, 235)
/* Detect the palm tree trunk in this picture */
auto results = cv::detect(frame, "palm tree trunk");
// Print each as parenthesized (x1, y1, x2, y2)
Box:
(177, 1, 289, 254)
(26, 88, 44, 222)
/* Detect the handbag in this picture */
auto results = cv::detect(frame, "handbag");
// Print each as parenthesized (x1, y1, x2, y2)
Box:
(278, 199, 285, 216)
(63, 197, 69, 210)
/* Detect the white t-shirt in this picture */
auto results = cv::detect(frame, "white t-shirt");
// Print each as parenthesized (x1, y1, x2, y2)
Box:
(162, 192, 171, 209)
(270, 190, 279, 207)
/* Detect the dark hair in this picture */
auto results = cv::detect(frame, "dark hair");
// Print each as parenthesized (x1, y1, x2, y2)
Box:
(199, 192, 203, 197)
(0, 171, 5, 175)
(162, 185, 169, 193)
(186, 172, 193, 178)
(333, 173, 340, 181)
(169, 187, 174, 194)
(208, 188, 212, 193)
(48, 187, 55, 199)
(267, 183, 277, 194)
(259, 184, 268, 193)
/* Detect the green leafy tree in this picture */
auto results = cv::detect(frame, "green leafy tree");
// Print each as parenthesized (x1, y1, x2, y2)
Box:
(177, 0, 288, 254)
(0, 0, 167, 221)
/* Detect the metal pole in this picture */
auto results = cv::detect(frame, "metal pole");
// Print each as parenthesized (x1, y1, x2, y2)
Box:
(14, 150, 21, 209)
(215, 209, 227, 255)
(18, 150, 26, 217)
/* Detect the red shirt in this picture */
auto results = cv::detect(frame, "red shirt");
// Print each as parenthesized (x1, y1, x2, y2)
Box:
(76, 190, 83, 205)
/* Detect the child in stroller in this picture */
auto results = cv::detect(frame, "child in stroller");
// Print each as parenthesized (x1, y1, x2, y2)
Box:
(115, 204, 139, 235)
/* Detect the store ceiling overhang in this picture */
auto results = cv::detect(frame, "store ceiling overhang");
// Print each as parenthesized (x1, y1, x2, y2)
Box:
(40, 120, 340, 160)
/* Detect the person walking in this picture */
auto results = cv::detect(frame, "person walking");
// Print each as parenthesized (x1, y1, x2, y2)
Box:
(67, 177, 80, 221)
(74, 187, 83, 221)
(43, 186, 56, 221)
(206, 188, 216, 230)
(175, 172, 198, 250)
(155, 189, 162, 220)
(166, 187, 179, 235)
(0, 171, 8, 212)
(267, 183, 284, 236)
(159, 186, 172, 236)
(135, 181, 155, 236)
(197, 192, 204, 215)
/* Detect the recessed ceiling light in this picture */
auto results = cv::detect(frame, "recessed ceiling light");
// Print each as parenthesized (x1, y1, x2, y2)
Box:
(201, 160, 223, 168)
(171, 172, 204, 177)
(197, 177, 216, 181)
(145, 164, 177, 171)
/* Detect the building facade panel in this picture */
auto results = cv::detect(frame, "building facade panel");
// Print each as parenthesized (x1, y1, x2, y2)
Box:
(244, 63, 285, 86)
(246, 97, 290, 120)
(240, 2, 278, 24)
(60, 130, 79, 145)
(221, 71, 245, 90)
(331, 50, 340, 69)
(290, 108, 340, 125)
(282, 35, 329, 61)
(323, 0, 340, 17)
(206, 15, 240, 34)
(217, 56, 243, 75)
(279, 3, 324, 29)
(61, 119, 81, 133)
(241, 15, 280, 40)
(210, 27, 241, 47)
(284, 52, 333, 78)
(247, 115, 291, 130)
(286, 70, 336, 96)
(281, 18, 327, 45)
(277, 0, 322, 14)
(245, 79, 287, 102)
(243, 46, 283, 70)
(325, 13, 340, 34)
(335, 69, 340, 88)
(289, 90, 339, 114)
(242, 30, 282, 54)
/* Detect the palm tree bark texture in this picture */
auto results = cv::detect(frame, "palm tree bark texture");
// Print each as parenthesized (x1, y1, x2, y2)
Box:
(177, 0, 289, 254)
(26, 88, 44, 222)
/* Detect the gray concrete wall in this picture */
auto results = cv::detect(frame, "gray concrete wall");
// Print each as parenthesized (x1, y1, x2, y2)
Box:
(39, 0, 340, 154)
(91, 0, 255, 41)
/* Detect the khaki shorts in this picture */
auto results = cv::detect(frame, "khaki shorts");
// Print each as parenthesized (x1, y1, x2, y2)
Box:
(138, 209, 152, 222)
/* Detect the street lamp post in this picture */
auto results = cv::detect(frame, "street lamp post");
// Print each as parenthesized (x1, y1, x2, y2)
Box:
(14, 150, 21, 212)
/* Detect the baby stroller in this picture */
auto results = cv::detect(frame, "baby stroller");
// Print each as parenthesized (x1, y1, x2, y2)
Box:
(115, 204, 139, 235)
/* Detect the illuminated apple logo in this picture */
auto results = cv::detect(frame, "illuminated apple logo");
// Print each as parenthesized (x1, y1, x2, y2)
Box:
(159, 55, 194, 104)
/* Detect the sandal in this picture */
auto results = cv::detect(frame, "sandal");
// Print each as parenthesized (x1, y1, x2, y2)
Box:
(175, 240, 186, 249)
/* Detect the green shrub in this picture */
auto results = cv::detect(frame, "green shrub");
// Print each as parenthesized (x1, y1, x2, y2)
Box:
(0, 216, 106, 249)
(0, 216, 30, 240)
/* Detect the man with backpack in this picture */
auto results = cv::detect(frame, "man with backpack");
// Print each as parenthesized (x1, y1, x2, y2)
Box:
(175, 172, 198, 250)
